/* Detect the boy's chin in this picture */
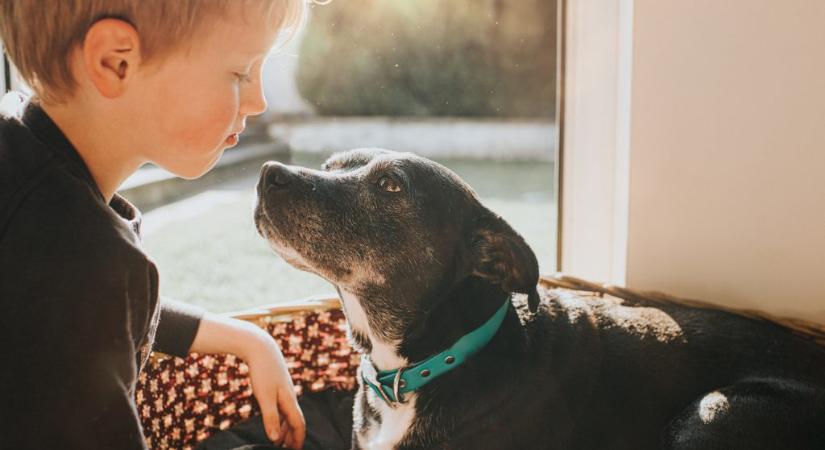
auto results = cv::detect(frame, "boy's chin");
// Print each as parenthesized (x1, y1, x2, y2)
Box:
(164, 151, 224, 180)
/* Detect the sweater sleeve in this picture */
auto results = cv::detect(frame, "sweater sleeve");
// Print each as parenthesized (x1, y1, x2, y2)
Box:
(154, 298, 205, 357)
(0, 197, 150, 449)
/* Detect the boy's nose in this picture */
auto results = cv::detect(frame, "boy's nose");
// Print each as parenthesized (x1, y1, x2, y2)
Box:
(241, 80, 268, 116)
(260, 162, 294, 192)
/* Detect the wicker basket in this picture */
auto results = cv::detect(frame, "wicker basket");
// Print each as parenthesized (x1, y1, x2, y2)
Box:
(136, 297, 357, 450)
(136, 275, 825, 449)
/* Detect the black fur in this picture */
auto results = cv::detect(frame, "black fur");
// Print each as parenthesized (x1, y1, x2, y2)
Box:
(255, 149, 825, 449)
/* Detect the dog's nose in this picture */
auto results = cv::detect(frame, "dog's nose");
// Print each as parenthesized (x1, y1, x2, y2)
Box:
(261, 161, 294, 190)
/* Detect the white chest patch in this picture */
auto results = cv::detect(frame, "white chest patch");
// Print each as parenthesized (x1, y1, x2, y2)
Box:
(341, 290, 417, 449)
(360, 392, 417, 450)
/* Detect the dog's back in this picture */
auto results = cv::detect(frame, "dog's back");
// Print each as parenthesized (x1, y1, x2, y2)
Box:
(513, 287, 825, 449)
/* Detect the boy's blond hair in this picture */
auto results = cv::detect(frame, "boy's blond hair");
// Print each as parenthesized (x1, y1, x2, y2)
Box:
(0, 0, 305, 104)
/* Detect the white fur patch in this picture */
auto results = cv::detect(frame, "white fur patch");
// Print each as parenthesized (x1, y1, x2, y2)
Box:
(341, 290, 416, 449)
(360, 391, 417, 450)
(340, 290, 407, 370)
(698, 391, 730, 424)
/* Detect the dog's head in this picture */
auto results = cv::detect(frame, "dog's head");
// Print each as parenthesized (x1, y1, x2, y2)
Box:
(254, 148, 539, 342)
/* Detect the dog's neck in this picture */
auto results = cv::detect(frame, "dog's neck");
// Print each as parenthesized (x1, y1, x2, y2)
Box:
(400, 276, 525, 363)
(338, 288, 410, 371)
(338, 277, 525, 372)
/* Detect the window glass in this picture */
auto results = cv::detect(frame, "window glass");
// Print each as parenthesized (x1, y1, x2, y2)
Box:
(138, 1, 559, 312)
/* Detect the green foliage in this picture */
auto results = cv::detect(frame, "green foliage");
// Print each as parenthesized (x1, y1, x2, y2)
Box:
(296, 0, 556, 117)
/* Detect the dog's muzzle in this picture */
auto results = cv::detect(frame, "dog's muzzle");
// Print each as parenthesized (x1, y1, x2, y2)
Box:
(258, 161, 295, 195)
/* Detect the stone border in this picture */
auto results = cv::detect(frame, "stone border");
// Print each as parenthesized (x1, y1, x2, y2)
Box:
(268, 117, 556, 162)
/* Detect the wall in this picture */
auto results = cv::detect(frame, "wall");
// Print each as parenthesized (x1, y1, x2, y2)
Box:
(562, 0, 825, 323)
(626, 0, 825, 321)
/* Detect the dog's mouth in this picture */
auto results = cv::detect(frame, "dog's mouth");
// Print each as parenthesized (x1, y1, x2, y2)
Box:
(254, 190, 392, 300)
(254, 186, 365, 287)
(254, 199, 316, 273)
(253, 163, 307, 266)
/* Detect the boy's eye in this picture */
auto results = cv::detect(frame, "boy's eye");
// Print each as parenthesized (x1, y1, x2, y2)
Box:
(234, 72, 252, 83)
(376, 175, 402, 193)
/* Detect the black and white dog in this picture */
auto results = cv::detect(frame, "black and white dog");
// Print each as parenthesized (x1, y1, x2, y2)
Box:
(254, 148, 825, 450)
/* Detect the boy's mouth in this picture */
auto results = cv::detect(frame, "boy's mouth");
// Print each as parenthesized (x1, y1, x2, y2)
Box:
(225, 133, 239, 146)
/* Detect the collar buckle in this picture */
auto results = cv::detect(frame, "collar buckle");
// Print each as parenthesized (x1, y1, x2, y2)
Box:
(361, 299, 511, 407)
(392, 367, 406, 405)
(375, 380, 395, 406)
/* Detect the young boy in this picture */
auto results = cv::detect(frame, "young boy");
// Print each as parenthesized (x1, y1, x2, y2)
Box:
(0, 1, 307, 449)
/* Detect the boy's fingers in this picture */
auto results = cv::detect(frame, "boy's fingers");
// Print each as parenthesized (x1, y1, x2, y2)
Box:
(261, 400, 283, 444)
(280, 418, 288, 442)
(284, 428, 298, 450)
(280, 420, 294, 449)
(284, 425, 301, 450)
(279, 392, 306, 449)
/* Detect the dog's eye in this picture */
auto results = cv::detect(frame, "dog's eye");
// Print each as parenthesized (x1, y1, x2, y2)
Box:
(376, 175, 402, 193)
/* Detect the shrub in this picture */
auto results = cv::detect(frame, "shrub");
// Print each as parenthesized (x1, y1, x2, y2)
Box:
(296, 0, 556, 117)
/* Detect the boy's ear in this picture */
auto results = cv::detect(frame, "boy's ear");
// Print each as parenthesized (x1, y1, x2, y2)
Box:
(81, 18, 141, 99)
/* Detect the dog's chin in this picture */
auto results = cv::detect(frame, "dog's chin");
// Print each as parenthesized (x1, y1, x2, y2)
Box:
(263, 235, 382, 291)
(258, 227, 349, 287)
(268, 239, 314, 272)
(254, 202, 382, 289)
(255, 216, 314, 273)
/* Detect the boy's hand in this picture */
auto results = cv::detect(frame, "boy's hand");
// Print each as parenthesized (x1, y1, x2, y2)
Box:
(189, 313, 307, 449)
(244, 333, 306, 449)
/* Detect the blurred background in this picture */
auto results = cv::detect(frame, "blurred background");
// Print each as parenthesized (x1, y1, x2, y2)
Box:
(130, 0, 558, 312)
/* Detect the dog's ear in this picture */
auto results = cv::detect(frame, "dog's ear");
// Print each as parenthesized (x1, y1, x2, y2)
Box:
(469, 210, 541, 312)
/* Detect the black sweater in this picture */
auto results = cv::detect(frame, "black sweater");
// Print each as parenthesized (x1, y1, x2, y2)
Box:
(0, 100, 204, 449)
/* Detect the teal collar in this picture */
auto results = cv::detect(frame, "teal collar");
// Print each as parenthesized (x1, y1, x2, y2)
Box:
(361, 299, 510, 406)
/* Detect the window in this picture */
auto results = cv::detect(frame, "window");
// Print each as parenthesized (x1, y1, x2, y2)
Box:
(142, 1, 560, 312)
(3, 1, 561, 313)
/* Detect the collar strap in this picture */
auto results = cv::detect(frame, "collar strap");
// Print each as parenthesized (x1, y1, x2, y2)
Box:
(361, 299, 510, 406)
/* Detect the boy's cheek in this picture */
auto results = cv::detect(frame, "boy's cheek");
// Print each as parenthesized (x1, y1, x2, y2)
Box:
(169, 106, 236, 148)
